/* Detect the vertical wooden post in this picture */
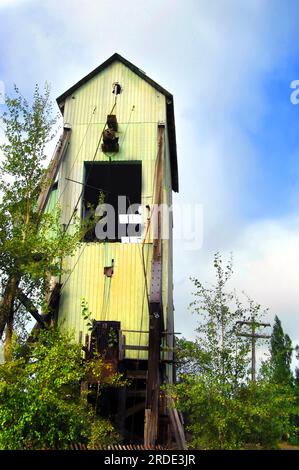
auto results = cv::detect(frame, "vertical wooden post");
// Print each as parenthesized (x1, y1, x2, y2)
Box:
(144, 124, 165, 446)
(145, 303, 162, 446)
(236, 319, 270, 383)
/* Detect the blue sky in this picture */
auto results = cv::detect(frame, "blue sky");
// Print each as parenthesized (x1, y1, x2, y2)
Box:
(1, 0, 299, 354)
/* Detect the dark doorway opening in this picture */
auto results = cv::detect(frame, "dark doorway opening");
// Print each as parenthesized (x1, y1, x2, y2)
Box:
(82, 162, 142, 242)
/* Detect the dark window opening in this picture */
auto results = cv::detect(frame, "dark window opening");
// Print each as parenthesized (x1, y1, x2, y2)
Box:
(82, 162, 142, 242)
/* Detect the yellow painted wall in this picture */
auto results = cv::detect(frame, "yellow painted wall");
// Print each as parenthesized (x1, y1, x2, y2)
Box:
(55, 60, 174, 361)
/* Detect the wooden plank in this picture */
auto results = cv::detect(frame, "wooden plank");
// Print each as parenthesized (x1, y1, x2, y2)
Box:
(236, 332, 271, 339)
(16, 288, 46, 328)
(144, 125, 165, 447)
(126, 370, 147, 379)
(173, 408, 186, 450)
(168, 397, 186, 450)
(236, 321, 270, 327)
(36, 126, 71, 216)
(125, 345, 149, 351)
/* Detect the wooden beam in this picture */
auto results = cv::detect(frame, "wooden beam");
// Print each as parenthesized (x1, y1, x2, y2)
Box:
(16, 288, 46, 328)
(145, 304, 162, 446)
(126, 370, 147, 380)
(36, 126, 71, 216)
(236, 321, 270, 327)
(125, 345, 149, 351)
(236, 332, 271, 339)
(144, 125, 165, 447)
(168, 405, 186, 450)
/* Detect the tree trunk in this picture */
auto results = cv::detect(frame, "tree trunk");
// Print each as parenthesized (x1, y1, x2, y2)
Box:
(0, 275, 19, 361)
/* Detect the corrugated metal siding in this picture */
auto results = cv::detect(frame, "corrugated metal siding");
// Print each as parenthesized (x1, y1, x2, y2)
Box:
(56, 60, 174, 360)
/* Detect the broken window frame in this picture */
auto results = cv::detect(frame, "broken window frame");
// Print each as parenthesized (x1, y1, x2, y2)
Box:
(82, 161, 142, 243)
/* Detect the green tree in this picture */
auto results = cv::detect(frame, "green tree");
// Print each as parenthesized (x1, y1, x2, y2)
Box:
(189, 253, 259, 385)
(174, 374, 296, 449)
(172, 254, 298, 449)
(269, 316, 293, 386)
(0, 327, 121, 450)
(0, 85, 86, 360)
(175, 337, 210, 376)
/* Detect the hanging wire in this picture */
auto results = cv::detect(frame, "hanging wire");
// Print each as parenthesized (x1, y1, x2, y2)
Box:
(63, 100, 117, 235)
(59, 98, 118, 293)
(57, 105, 97, 204)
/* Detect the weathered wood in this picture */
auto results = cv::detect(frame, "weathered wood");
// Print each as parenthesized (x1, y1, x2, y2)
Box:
(168, 397, 186, 450)
(236, 319, 271, 382)
(236, 332, 271, 339)
(236, 321, 270, 327)
(126, 370, 147, 379)
(27, 283, 62, 337)
(144, 125, 165, 446)
(16, 288, 46, 328)
(145, 303, 162, 446)
(0, 275, 20, 340)
(36, 126, 71, 216)
(125, 345, 149, 351)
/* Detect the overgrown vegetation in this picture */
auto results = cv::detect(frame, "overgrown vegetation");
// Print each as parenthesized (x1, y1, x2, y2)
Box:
(0, 86, 120, 449)
(0, 85, 88, 361)
(173, 254, 299, 449)
(0, 328, 121, 450)
(1, 86, 299, 450)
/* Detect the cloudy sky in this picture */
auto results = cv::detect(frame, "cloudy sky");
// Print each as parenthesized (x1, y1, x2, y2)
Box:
(1, 0, 299, 356)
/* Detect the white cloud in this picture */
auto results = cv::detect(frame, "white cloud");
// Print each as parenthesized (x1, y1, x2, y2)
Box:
(0, 0, 30, 7)
(173, 229, 299, 378)
(232, 217, 299, 339)
(1, 0, 299, 356)
(174, 215, 299, 349)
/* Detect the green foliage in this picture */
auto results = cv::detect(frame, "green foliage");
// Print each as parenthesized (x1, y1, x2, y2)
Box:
(0, 328, 120, 450)
(269, 316, 293, 386)
(0, 85, 86, 349)
(81, 297, 94, 332)
(87, 418, 120, 449)
(174, 253, 299, 449)
(84, 355, 126, 389)
(175, 337, 210, 376)
(174, 374, 297, 449)
(189, 253, 266, 385)
(108, 328, 118, 348)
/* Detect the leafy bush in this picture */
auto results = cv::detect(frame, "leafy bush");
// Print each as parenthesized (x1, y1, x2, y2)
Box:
(0, 328, 120, 450)
(175, 375, 297, 449)
(87, 419, 120, 449)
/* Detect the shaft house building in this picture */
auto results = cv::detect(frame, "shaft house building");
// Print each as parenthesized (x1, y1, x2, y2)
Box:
(42, 53, 183, 446)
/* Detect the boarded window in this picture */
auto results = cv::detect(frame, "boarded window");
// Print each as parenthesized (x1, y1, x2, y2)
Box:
(82, 162, 142, 242)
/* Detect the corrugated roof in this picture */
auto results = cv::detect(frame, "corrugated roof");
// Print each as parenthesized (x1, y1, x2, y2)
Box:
(56, 53, 178, 192)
